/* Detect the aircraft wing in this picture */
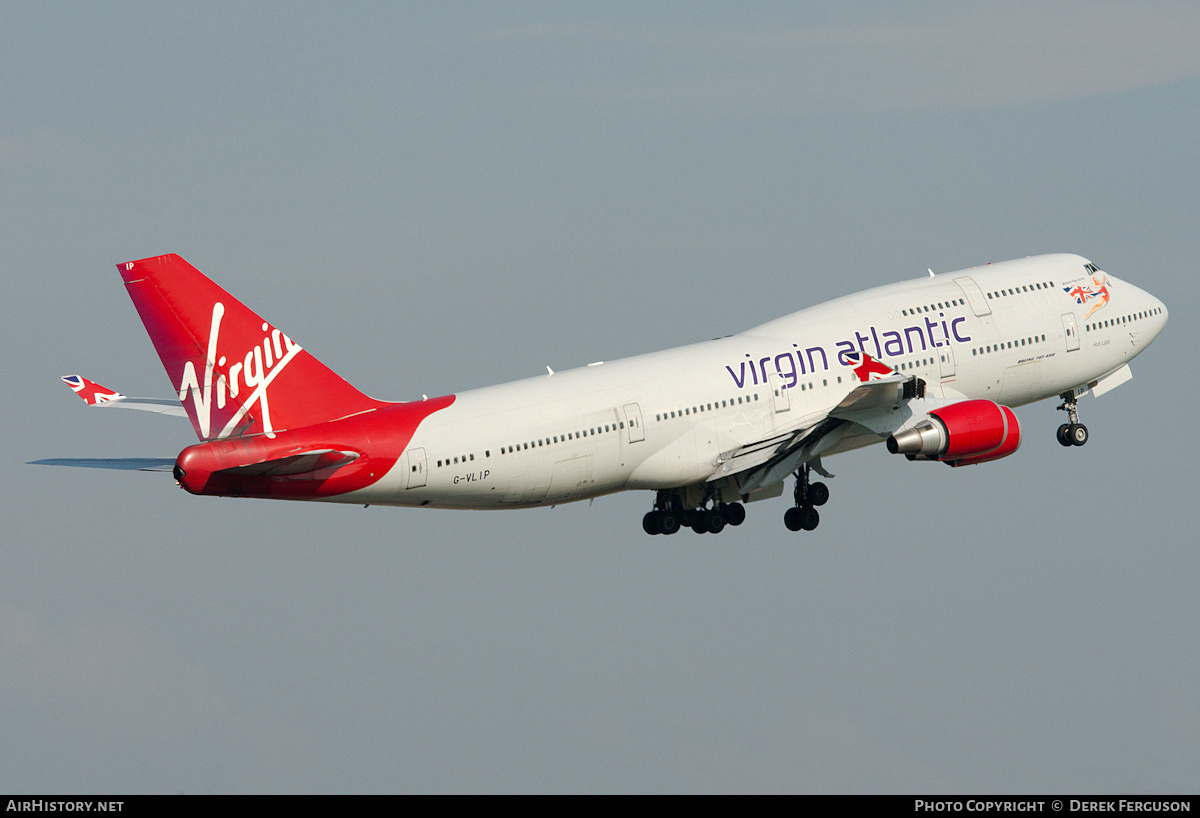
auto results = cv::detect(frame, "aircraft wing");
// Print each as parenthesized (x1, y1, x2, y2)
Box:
(707, 409, 829, 482)
(710, 353, 928, 495)
(62, 375, 187, 417)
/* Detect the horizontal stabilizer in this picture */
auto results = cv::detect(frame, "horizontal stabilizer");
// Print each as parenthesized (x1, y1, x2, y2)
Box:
(62, 375, 187, 417)
(29, 457, 176, 472)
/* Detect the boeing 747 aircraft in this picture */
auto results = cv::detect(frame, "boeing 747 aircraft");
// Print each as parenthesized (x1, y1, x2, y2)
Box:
(44, 253, 1167, 534)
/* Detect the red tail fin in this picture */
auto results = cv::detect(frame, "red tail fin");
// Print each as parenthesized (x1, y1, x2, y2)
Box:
(119, 254, 387, 440)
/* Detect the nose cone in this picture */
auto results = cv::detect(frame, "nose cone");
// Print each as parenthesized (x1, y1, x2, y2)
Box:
(1142, 290, 1169, 345)
(1109, 272, 1168, 346)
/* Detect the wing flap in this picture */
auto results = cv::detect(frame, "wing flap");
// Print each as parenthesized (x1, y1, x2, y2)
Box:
(707, 353, 916, 494)
(707, 409, 827, 481)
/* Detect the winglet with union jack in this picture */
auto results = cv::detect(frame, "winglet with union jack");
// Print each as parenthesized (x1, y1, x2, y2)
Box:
(61, 374, 187, 416)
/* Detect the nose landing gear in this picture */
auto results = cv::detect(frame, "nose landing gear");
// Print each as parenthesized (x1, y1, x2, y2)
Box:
(1056, 390, 1089, 447)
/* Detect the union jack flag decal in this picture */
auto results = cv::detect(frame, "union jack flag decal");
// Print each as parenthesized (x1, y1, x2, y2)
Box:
(1064, 273, 1111, 319)
(1066, 284, 1096, 304)
(62, 375, 124, 406)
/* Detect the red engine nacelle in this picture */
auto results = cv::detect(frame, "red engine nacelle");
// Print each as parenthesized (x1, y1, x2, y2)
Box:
(886, 399, 1021, 467)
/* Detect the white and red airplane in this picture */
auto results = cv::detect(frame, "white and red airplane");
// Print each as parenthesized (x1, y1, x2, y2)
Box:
(45, 252, 1166, 534)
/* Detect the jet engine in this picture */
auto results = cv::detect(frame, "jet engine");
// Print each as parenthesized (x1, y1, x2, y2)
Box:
(886, 399, 1021, 467)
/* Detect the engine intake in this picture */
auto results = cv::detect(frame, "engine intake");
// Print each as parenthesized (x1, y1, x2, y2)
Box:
(887, 399, 1021, 466)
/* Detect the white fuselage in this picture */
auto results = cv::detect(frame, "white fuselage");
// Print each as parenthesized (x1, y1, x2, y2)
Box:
(346, 254, 1167, 509)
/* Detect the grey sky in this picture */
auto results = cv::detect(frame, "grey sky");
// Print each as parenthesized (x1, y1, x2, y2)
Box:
(2, 2, 1197, 793)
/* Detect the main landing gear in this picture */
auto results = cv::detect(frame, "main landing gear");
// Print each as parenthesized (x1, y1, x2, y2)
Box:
(784, 464, 827, 532)
(642, 489, 746, 536)
(1056, 390, 1089, 447)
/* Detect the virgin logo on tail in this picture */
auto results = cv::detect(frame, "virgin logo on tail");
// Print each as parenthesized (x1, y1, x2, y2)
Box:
(179, 302, 303, 439)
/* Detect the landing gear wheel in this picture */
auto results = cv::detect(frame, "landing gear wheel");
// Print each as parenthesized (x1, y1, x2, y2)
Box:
(704, 509, 726, 534)
(643, 512, 660, 535)
(721, 502, 746, 526)
(691, 518, 707, 534)
(808, 482, 829, 507)
(1057, 423, 1073, 447)
(784, 506, 804, 532)
(800, 506, 820, 531)
(659, 512, 679, 535)
(1069, 423, 1089, 447)
(1057, 391, 1089, 448)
